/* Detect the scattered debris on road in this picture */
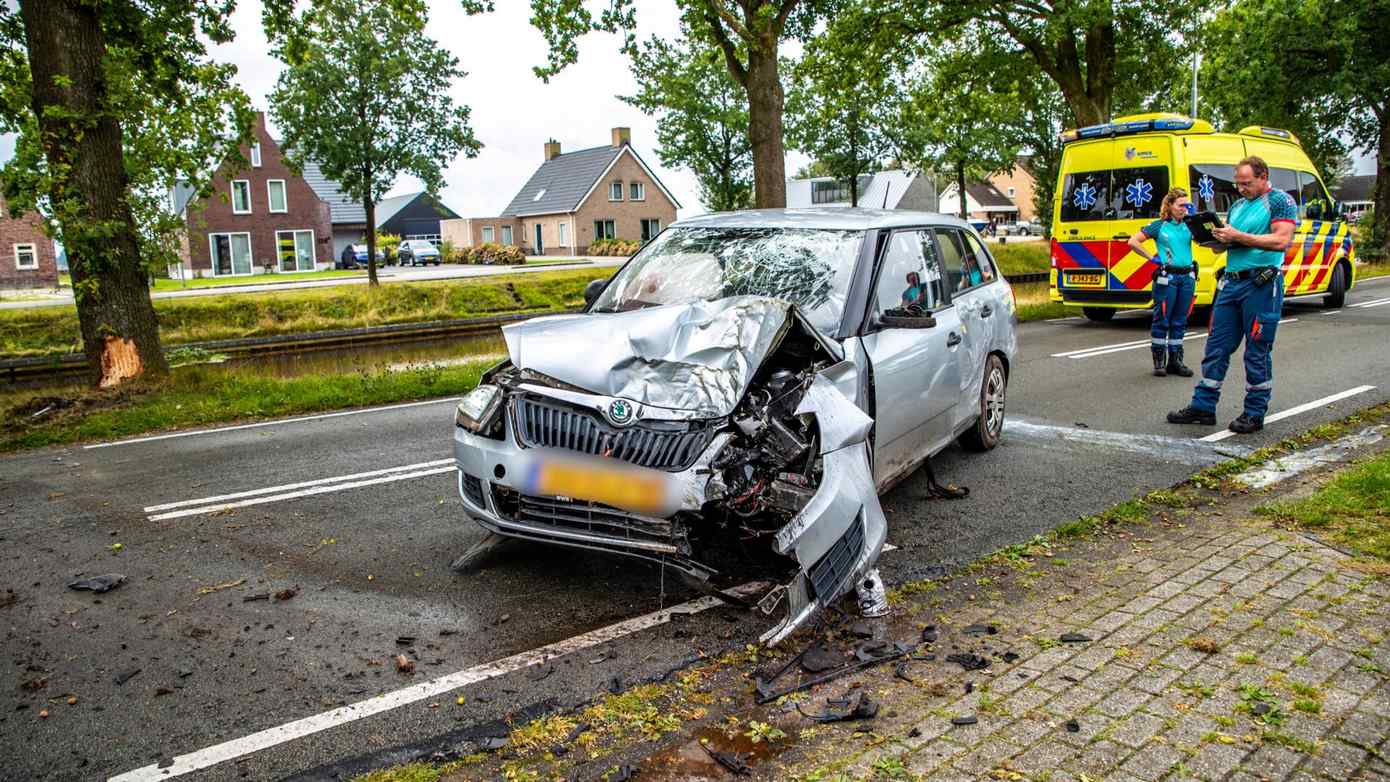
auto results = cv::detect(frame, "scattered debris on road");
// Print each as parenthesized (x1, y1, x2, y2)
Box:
(393, 654, 415, 675)
(1059, 632, 1092, 643)
(273, 586, 299, 601)
(195, 578, 246, 595)
(66, 574, 125, 593)
(113, 668, 141, 686)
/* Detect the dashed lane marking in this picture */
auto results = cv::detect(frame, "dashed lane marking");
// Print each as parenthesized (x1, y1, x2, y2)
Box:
(143, 459, 454, 514)
(85, 397, 461, 450)
(108, 581, 769, 781)
(1199, 385, 1377, 443)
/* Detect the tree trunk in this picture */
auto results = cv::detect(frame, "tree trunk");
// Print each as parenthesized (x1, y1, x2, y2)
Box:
(19, 0, 169, 387)
(364, 199, 379, 287)
(745, 47, 787, 209)
(957, 161, 968, 221)
(1371, 109, 1390, 260)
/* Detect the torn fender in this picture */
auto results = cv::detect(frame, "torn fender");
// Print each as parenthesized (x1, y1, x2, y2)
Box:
(760, 365, 887, 646)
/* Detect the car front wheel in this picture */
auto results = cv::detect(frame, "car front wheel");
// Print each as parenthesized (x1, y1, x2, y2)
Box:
(960, 354, 1007, 452)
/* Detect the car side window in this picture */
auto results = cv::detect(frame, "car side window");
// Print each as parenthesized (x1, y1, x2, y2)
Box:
(936, 228, 979, 292)
(1297, 171, 1332, 220)
(961, 232, 997, 285)
(875, 230, 945, 316)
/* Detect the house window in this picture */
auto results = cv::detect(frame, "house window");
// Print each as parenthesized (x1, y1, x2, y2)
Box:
(609, 181, 624, 201)
(500, 226, 512, 246)
(482, 226, 495, 244)
(208, 232, 253, 275)
(812, 179, 850, 204)
(14, 243, 37, 270)
(1007, 186, 1016, 198)
(630, 182, 645, 201)
(640, 219, 661, 242)
(593, 219, 615, 240)
(231, 180, 252, 214)
(267, 180, 287, 213)
(250, 142, 262, 167)
(558, 222, 568, 246)
(276, 230, 316, 272)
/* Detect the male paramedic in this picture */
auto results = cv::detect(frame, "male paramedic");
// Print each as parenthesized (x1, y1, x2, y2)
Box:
(1166, 156, 1296, 434)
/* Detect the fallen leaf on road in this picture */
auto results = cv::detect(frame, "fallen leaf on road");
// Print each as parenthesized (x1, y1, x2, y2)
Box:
(394, 654, 415, 674)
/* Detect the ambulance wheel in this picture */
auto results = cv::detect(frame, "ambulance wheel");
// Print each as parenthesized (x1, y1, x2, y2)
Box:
(1323, 263, 1347, 308)
(961, 354, 1007, 452)
(1081, 307, 1115, 322)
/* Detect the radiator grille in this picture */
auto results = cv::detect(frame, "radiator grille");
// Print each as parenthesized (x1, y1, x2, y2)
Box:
(491, 485, 675, 549)
(808, 517, 865, 602)
(513, 395, 712, 471)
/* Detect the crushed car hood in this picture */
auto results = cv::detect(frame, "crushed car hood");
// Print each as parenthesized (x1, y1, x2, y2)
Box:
(501, 296, 841, 418)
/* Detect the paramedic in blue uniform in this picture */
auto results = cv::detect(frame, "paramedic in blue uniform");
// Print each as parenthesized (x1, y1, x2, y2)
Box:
(1129, 187, 1197, 378)
(1167, 156, 1297, 434)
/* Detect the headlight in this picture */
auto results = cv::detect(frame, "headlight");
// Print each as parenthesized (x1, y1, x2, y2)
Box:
(456, 384, 503, 435)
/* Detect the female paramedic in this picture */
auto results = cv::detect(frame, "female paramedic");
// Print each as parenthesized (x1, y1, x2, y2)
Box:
(1129, 187, 1198, 378)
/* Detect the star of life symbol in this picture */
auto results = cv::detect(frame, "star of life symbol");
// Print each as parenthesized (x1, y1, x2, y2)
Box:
(1072, 183, 1098, 210)
(1198, 174, 1216, 203)
(1125, 178, 1153, 208)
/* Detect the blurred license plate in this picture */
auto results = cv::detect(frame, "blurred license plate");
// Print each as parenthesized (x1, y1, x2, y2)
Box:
(533, 461, 668, 514)
(1067, 272, 1104, 287)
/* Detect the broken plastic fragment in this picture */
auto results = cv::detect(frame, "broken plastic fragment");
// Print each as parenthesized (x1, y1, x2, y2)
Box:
(951, 715, 978, 726)
(1059, 632, 1092, 643)
(1065, 718, 1081, 733)
(946, 652, 990, 671)
(962, 624, 998, 637)
(67, 574, 125, 594)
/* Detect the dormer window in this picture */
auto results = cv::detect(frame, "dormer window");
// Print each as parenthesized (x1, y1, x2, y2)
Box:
(250, 143, 262, 167)
(609, 181, 624, 201)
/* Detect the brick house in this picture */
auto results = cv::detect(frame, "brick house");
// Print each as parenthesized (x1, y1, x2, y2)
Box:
(172, 112, 357, 278)
(988, 159, 1038, 221)
(444, 128, 679, 255)
(0, 196, 58, 290)
(938, 180, 1020, 225)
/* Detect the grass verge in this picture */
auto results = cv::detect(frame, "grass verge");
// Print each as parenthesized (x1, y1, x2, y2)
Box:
(1011, 280, 1071, 322)
(0, 360, 491, 451)
(1257, 449, 1390, 564)
(2, 268, 609, 359)
(990, 241, 1050, 277)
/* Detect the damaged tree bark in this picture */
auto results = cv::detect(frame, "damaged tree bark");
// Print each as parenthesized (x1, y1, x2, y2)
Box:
(18, 0, 169, 386)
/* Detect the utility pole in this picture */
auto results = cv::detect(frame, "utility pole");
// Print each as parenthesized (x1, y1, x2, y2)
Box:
(1190, 51, 1201, 117)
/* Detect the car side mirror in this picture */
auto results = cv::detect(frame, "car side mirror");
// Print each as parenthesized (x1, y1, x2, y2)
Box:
(583, 278, 607, 307)
(878, 313, 938, 330)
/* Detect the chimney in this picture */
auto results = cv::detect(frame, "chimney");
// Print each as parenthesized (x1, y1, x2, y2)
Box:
(544, 139, 561, 161)
(611, 127, 631, 148)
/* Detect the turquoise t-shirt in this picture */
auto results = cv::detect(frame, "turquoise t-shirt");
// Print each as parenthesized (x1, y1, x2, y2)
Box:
(1225, 188, 1298, 273)
(1140, 218, 1195, 269)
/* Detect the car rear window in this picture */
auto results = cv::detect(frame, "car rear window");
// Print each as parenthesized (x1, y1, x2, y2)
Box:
(1060, 166, 1169, 222)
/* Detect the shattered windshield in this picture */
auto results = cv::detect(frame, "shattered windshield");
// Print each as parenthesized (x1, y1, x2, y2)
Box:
(590, 227, 864, 334)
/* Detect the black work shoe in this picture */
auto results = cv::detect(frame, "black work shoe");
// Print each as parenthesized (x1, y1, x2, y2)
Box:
(1167, 406, 1216, 425)
(1228, 414, 1264, 434)
(1151, 347, 1167, 377)
(1166, 351, 1194, 378)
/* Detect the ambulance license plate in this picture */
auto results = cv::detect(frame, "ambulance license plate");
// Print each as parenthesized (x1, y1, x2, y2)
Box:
(1066, 271, 1104, 287)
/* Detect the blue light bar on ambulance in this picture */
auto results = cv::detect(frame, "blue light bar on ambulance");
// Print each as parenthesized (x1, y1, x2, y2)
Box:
(1258, 127, 1291, 139)
(1060, 116, 1195, 143)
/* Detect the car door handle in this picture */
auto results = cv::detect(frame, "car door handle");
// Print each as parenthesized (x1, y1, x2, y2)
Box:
(981, 305, 993, 318)
(947, 332, 962, 347)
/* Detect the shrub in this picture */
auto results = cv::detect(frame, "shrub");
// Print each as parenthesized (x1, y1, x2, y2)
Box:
(472, 243, 525, 265)
(375, 232, 401, 263)
(439, 239, 458, 264)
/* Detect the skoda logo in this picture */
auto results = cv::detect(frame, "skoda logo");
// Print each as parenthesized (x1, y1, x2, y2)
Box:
(606, 399, 636, 427)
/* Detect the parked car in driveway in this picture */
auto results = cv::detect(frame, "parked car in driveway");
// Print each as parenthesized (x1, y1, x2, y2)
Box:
(336, 244, 384, 269)
(451, 209, 1018, 644)
(1000, 219, 1044, 236)
(398, 239, 442, 266)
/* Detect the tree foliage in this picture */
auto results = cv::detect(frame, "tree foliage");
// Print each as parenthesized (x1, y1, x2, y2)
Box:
(622, 27, 752, 212)
(0, 0, 253, 385)
(528, 0, 844, 208)
(265, 0, 484, 285)
(785, 4, 905, 206)
(1201, 0, 1390, 257)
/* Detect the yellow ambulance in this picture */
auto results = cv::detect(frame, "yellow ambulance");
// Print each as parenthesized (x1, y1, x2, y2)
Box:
(1049, 113, 1356, 321)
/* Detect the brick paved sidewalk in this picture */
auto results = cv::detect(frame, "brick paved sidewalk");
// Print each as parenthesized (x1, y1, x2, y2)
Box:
(767, 497, 1390, 782)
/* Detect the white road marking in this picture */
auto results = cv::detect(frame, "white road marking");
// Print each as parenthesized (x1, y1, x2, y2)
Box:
(1045, 316, 1082, 323)
(84, 397, 462, 450)
(143, 459, 455, 513)
(1199, 385, 1378, 443)
(1004, 419, 1246, 464)
(1053, 318, 1298, 360)
(108, 581, 769, 781)
(148, 465, 457, 521)
(1348, 296, 1390, 309)
(1235, 426, 1385, 489)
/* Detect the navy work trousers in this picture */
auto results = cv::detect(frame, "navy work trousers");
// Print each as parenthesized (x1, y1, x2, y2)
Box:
(1190, 274, 1284, 419)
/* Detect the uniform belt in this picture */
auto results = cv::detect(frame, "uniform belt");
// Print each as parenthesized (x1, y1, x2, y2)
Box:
(1224, 267, 1277, 281)
(1161, 264, 1192, 275)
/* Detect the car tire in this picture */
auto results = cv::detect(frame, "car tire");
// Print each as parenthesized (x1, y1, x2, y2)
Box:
(1323, 262, 1347, 308)
(1082, 307, 1116, 322)
(960, 354, 1007, 452)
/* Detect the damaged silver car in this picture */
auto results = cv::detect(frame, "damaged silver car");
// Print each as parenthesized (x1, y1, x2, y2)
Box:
(452, 209, 1018, 644)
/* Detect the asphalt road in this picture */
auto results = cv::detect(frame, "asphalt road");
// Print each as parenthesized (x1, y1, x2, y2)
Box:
(3, 275, 1388, 781)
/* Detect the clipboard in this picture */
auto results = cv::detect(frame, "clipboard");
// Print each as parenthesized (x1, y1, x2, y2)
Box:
(1184, 211, 1231, 250)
